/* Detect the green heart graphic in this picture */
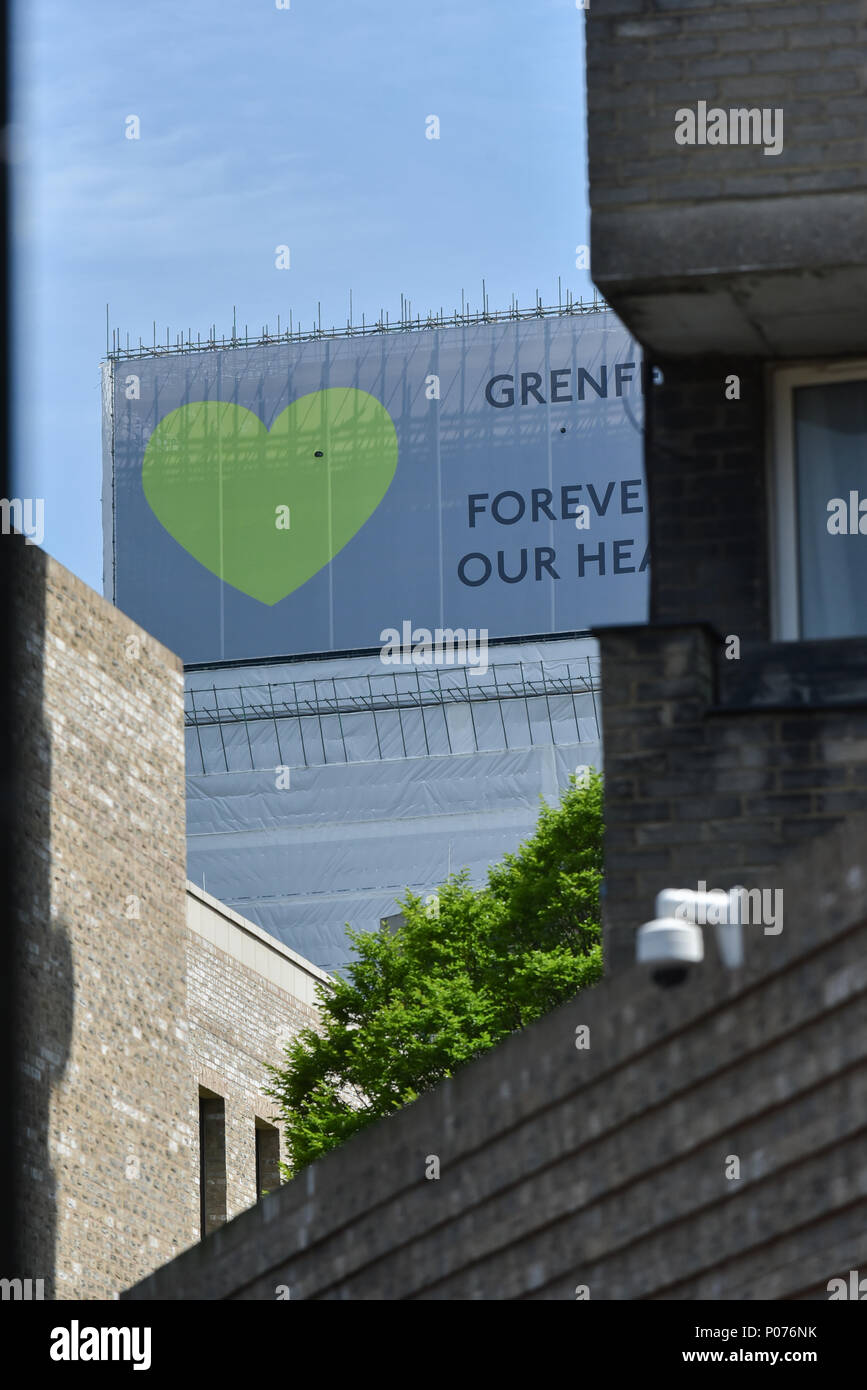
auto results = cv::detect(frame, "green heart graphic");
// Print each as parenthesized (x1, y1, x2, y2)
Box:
(142, 388, 398, 605)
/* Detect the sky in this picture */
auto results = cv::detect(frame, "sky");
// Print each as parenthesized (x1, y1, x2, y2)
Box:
(11, 0, 592, 594)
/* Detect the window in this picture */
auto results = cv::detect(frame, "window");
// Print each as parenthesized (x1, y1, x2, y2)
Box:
(199, 1090, 227, 1237)
(254, 1118, 281, 1200)
(771, 363, 867, 639)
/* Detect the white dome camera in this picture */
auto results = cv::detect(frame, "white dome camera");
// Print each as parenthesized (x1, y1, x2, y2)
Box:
(636, 914, 704, 988)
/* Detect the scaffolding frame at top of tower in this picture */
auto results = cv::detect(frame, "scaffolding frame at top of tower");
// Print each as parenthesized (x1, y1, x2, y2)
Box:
(105, 290, 610, 362)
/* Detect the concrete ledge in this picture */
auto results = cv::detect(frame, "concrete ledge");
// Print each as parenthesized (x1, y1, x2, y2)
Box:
(186, 882, 331, 1007)
(714, 637, 867, 712)
(591, 193, 867, 356)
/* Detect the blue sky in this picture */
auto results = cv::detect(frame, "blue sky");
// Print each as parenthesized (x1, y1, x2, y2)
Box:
(12, 0, 592, 592)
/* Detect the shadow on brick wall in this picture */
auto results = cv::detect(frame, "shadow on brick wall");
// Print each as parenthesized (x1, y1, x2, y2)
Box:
(13, 540, 74, 1299)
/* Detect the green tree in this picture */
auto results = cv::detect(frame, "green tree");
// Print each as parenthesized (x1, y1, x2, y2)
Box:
(265, 769, 603, 1174)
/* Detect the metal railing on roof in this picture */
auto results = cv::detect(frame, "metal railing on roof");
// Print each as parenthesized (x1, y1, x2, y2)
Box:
(105, 294, 611, 362)
(185, 657, 601, 773)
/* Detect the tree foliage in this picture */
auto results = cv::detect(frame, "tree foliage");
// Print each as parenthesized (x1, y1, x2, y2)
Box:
(265, 770, 603, 1174)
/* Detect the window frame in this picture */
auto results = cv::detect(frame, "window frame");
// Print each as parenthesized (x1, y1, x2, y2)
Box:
(254, 1116, 281, 1201)
(769, 359, 867, 641)
(198, 1087, 227, 1238)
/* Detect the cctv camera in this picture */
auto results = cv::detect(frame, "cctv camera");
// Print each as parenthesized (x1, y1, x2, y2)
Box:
(636, 914, 704, 988)
(636, 886, 745, 986)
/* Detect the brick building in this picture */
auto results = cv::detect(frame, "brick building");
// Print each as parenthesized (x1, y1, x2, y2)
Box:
(13, 542, 326, 1298)
(186, 883, 328, 1234)
(585, 0, 867, 971)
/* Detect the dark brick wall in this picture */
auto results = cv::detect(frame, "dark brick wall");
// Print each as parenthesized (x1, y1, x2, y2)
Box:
(646, 359, 768, 637)
(587, 0, 867, 214)
(123, 811, 867, 1301)
(596, 350, 857, 974)
(587, 0, 867, 979)
(599, 624, 867, 973)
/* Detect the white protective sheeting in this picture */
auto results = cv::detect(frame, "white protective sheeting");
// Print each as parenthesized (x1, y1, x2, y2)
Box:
(185, 638, 602, 974)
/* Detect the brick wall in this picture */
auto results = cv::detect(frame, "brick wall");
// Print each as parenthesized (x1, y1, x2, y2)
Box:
(586, 0, 867, 977)
(645, 359, 768, 638)
(14, 543, 198, 1299)
(185, 886, 327, 1226)
(587, 0, 866, 214)
(597, 351, 861, 972)
(123, 809, 867, 1300)
(598, 623, 867, 972)
(13, 543, 327, 1296)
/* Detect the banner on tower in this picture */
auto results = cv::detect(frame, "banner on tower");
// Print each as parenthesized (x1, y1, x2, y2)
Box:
(103, 310, 649, 662)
